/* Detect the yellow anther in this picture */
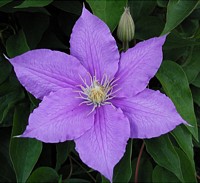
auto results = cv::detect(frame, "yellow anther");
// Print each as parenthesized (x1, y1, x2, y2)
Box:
(88, 82, 106, 104)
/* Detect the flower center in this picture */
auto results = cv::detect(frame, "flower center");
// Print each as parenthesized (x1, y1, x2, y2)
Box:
(77, 74, 120, 112)
(88, 81, 107, 104)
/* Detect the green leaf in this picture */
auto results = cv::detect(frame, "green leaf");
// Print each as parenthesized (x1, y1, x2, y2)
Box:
(180, 19, 199, 37)
(145, 135, 184, 182)
(63, 179, 90, 183)
(26, 167, 59, 183)
(163, 31, 200, 50)
(9, 104, 42, 183)
(191, 85, 200, 107)
(175, 148, 197, 182)
(38, 30, 68, 50)
(135, 16, 164, 40)
(194, 27, 200, 39)
(156, 60, 198, 140)
(0, 128, 16, 182)
(192, 72, 200, 87)
(152, 166, 179, 182)
(0, 89, 25, 124)
(182, 46, 200, 83)
(0, 75, 23, 127)
(6, 29, 29, 58)
(27, 93, 40, 110)
(0, 58, 12, 84)
(157, 0, 168, 8)
(15, 0, 53, 8)
(194, 106, 200, 147)
(171, 126, 194, 163)
(101, 175, 109, 183)
(86, 0, 127, 31)
(161, 0, 199, 35)
(131, 157, 153, 183)
(190, 7, 200, 20)
(129, 0, 156, 20)
(163, 46, 190, 62)
(171, 126, 196, 178)
(0, 0, 13, 7)
(52, 0, 82, 15)
(137, 159, 153, 183)
(0, 75, 21, 96)
(113, 140, 132, 182)
(55, 11, 77, 39)
(56, 141, 75, 171)
(0, 0, 50, 15)
(17, 13, 49, 49)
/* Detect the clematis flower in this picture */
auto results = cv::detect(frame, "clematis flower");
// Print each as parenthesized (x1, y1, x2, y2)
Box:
(8, 7, 186, 182)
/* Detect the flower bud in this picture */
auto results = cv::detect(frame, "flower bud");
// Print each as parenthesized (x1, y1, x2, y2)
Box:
(117, 7, 135, 43)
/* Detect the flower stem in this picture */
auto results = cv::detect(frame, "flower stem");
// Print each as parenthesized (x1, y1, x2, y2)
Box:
(134, 141, 145, 183)
(122, 41, 129, 51)
(66, 156, 73, 180)
(133, 39, 136, 46)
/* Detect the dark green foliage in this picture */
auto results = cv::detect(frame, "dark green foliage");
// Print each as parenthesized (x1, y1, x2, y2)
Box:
(0, 0, 199, 182)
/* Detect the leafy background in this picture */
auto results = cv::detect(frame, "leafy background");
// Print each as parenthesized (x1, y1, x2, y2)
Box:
(0, 0, 200, 182)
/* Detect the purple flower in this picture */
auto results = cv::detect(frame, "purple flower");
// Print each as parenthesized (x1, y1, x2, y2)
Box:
(8, 7, 186, 182)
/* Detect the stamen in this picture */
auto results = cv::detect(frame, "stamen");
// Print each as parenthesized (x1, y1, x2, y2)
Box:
(110, 77, 120, 86)
(79, 74, 89, 88)
(79, 100, 93, 106)
(101, 101, 112, 105)
(74, 90, 87, 96)
(86, 72, 93, 86)
(106, 96, 115, 100)
(110, 87, 122, 95)
(87, 104, 97, 116)
(75, 96, 88, 100)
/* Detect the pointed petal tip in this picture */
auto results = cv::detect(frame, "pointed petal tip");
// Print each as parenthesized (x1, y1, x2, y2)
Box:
(3, 53, 14, 66)
(160, 34, 168, 43)
(70, 5, 119, 80)
(112, 89, 187, 139)
(75, 139, 114, 182)
(75, 105, 130, 182)
(184, 121, 193, 127)
(81, 4, 90, 17)
(116, 35, 167, 97)
(107, 174, 113, 183)
(3, 53, 9, 60)
(8, 49, 89, 100)
(152, 34, 167, 47)
(12, 134, 22, 138)
(21, 88, 95, 143)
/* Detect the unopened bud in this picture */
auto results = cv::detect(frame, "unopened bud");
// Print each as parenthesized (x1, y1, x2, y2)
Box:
(117, 7, 135, 43)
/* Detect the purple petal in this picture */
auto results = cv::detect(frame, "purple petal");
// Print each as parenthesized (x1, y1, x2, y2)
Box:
(75, 105, 130, 181)
(21, 88, 95, 143)
(9, 49, 89, 99)
(70, 7, 119, 80)
(112, 89, 186, 138)
(115, 36, 166, 97)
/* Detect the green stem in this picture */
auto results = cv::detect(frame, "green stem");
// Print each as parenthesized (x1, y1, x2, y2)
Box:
(66, 156, 73, 180)
(122, 41, 129, 51)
